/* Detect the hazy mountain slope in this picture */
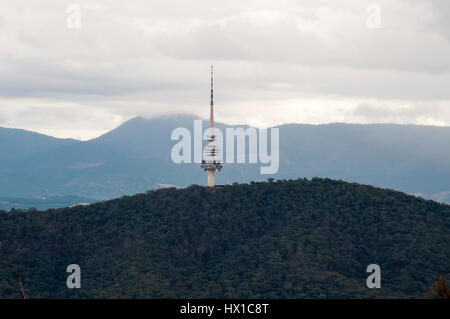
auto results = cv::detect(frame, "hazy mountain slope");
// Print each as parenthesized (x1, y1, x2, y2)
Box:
(0, 178, 448, 298)
(0, 115, 449, 204)
(277, 123, 450, 195)
(0, 195, 95, 211)
(0, 115, 259, 199)
(0, 127, 78, 161)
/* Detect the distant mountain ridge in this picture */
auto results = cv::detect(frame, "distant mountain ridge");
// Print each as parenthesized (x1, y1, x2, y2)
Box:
(0, 126, 78, 161)
(0, 115, 449, 207)
(0, 195, 95, 211)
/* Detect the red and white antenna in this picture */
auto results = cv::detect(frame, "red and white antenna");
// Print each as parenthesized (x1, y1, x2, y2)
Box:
(210, 65, 214, 130)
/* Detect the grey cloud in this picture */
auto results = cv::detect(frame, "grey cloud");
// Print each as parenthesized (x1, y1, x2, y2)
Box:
(352, 103, 450, 124)
(419, 0, 450, 41)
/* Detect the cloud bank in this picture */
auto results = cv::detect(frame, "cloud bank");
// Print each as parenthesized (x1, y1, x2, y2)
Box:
(0, 0, 449, 139)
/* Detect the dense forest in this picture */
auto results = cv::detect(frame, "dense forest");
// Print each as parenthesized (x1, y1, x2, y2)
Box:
(0, 178, 449, 298)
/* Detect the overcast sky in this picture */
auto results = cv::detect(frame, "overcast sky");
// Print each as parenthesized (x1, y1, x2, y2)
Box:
(0, 0, 449, 140)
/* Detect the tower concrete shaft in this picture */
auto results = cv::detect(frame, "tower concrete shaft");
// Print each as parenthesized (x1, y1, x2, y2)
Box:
(208, 170, 215, 187)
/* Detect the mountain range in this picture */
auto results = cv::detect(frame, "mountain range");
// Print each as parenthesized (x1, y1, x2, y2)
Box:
(0, 114, 449, 209)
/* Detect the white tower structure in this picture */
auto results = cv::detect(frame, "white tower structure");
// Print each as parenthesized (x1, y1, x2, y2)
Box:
(201, 65, 222, 186)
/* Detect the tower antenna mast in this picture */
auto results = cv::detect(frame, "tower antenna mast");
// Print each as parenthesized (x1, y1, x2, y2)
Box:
(210, 65, 214, 130)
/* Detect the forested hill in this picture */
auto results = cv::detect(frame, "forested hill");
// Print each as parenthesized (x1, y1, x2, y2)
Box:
(0, 178, 449, 298)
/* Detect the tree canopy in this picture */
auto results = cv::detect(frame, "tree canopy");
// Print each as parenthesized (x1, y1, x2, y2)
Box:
(0, 178, 448, 298)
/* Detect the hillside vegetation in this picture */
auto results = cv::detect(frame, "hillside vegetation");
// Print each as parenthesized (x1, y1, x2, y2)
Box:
(0, 178, 449, 298)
